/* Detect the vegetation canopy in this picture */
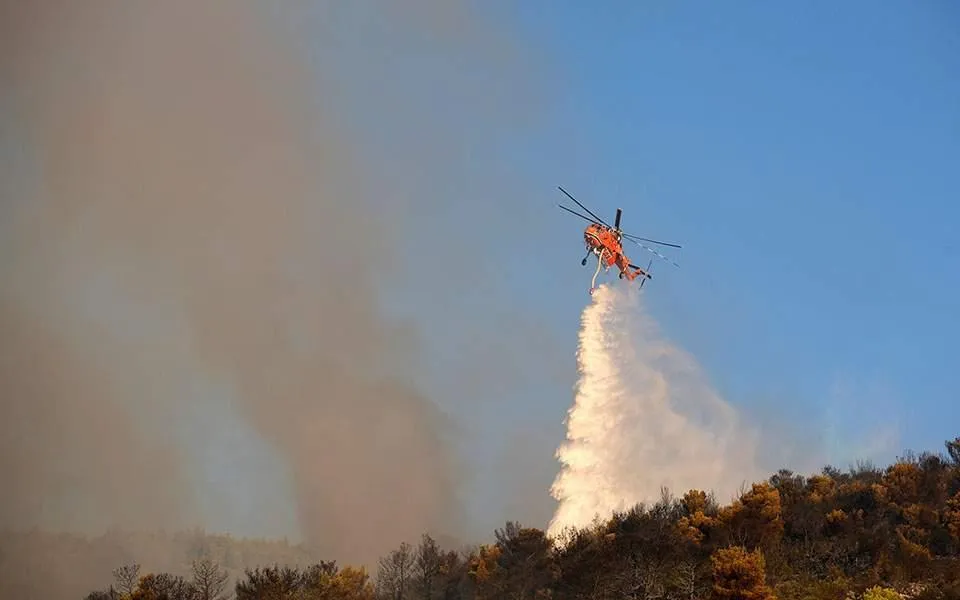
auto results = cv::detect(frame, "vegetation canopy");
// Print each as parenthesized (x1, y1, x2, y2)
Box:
(64, 437, 960, 600)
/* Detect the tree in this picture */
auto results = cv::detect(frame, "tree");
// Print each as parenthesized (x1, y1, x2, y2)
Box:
(232, 561, 373, 600)
(551, 523, 620, 600)
(467, 544, 503, 600)
(863, 586, 902, 600)
(234, 563, 330, 600)
(719, 483, 784, 550)
(670, 559, 711, 600)
(132, 573, 195, 600)
(437, 549, 469, 600)
(377, 542, 415, 600)
(947, 492, 960, 545)
(413, 534, 443, 600)
(328, 565, 376, 600)
(678, 489, 720, 546)
(945, 438, 960, 467)
(192, 557, 230, 600)
(113, 564, 142, 599)
(710, 546, 775, 600)
(489, 522, 555, 599)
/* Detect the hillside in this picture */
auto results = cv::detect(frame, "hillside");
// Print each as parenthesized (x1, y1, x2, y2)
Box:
(5, 437, 956, 599)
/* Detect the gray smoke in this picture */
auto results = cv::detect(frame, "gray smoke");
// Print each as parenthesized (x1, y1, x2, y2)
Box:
(0, 0, 538, 574)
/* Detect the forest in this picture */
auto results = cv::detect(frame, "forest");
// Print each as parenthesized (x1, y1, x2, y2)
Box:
(15, 436, 960, 600)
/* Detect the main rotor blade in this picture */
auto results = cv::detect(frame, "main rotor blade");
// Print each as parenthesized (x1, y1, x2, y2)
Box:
(558, 204, 602, 226)
(557, 186, 611, 228)
(625, 237, 680, 268)
(621, 233, 682, 249)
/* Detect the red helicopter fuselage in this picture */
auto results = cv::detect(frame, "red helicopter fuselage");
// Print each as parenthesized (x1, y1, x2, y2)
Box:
(583, 223, 648, 281)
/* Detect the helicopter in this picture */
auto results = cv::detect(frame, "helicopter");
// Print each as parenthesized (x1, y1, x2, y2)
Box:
(557, 186, 681, 295)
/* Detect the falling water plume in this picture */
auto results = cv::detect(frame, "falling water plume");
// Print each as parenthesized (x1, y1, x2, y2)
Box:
(547, 284, 762, 539)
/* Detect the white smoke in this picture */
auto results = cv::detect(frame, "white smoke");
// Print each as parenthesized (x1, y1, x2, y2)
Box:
(547, 283, 763, 538)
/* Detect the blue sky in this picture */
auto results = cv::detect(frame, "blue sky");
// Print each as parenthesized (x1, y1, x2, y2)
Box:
(292, 0, 960, 533)
(503, 1, 959, 456)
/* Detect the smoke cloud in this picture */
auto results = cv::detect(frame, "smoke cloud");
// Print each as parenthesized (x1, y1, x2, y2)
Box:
(0, 3, 883, 597)
(0, 0, 475, 570)
(548, 284, 764, 537)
